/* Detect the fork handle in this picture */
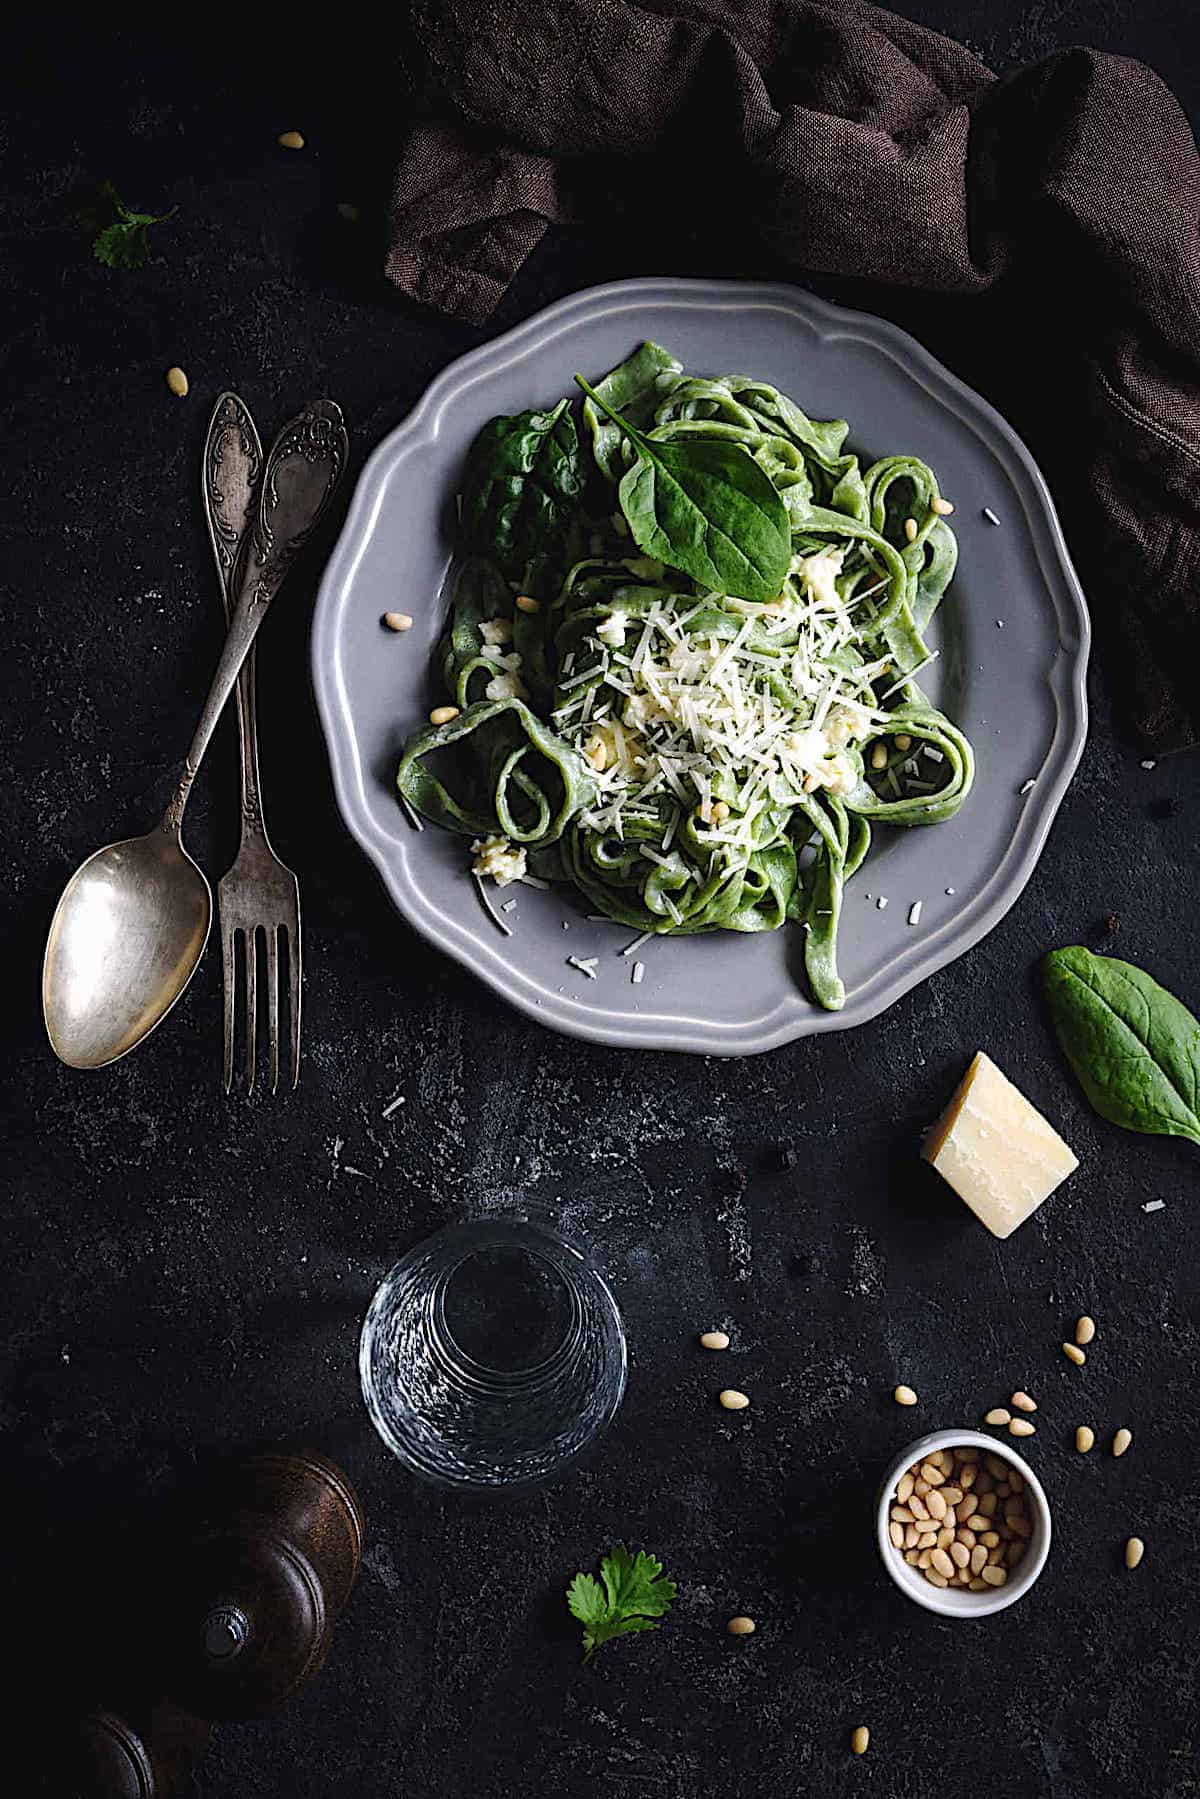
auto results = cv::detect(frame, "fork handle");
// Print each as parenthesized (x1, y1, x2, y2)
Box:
(162, 400, 348, 836)
(231, 645, 268, 837)
(203, 393, 270, 840)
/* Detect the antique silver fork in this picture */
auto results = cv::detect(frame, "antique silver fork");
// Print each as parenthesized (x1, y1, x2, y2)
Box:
(202, 393, 305, 1092)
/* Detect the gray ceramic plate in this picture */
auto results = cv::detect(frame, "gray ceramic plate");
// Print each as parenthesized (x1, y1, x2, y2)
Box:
(311, 278, 1089, 1054)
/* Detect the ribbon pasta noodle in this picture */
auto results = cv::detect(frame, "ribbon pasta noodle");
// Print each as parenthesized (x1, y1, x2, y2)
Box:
(397, 343, 974, 1010)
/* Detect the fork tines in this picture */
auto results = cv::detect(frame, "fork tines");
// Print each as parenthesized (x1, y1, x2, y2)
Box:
(220, 911, 301, 1094)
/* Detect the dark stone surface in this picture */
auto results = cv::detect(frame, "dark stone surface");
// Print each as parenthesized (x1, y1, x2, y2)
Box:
(4, 10, 1198, 1797)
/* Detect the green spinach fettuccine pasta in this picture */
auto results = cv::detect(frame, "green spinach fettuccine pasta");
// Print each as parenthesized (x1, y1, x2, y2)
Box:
(396, 343, 974, 1010)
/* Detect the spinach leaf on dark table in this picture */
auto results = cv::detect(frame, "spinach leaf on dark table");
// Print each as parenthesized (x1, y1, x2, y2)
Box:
(1043, 946, 1200, 1147)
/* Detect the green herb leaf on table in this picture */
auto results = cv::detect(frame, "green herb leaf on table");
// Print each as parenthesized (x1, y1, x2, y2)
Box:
(566, 1545, 676, 1662)
(1042, 946, 1200, 1147)
(574, 375, 792, 604)
(91, 182, 177, 270)
(459, 399, 584, 598)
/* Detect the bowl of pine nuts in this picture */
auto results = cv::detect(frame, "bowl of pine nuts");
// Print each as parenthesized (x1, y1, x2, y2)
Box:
(876, 1428, 1052, 1616)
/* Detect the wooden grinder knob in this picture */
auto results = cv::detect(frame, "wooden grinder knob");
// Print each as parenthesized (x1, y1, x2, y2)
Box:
(163, 1450, 363, 1722)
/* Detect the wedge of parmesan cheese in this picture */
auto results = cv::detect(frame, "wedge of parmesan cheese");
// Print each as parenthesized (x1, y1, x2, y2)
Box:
(923, 1051, 1078, 1238)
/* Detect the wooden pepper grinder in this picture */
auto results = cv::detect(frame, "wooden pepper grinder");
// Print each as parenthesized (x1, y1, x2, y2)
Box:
(72, 1450, 364, 1796)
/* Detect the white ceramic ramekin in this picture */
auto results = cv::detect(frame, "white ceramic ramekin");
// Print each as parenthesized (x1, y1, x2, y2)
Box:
(876, 1427, 1052, 1617)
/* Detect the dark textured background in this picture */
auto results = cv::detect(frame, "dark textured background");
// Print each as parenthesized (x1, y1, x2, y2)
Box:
(4, 8, 1199, 1796)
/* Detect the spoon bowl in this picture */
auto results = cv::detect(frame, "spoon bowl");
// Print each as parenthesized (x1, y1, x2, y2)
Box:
(43, 830, 212, 1068)
(42, 398, 347, 1072)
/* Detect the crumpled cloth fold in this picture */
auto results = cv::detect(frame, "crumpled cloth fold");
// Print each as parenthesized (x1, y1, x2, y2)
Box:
(388, 1, 1200, 750)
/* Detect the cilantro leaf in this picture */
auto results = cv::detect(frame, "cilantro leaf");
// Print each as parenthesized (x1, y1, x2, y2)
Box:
(91, 183, 176, 271)
(566, 1545, 676, 1662)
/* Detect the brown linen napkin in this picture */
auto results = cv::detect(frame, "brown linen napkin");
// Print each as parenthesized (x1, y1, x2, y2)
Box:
(388, 1, 1200, 752)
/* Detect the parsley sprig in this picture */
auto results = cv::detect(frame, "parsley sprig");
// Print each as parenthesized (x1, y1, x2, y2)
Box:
(566, 1545, 676, 1663)
(91, 182, 176, 270)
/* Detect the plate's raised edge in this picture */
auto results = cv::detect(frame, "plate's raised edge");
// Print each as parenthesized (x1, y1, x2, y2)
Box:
(311, 278, 1090, 1054)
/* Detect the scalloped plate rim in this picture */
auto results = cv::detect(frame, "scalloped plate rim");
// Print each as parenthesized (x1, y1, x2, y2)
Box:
(311, 277, 1090, 1054)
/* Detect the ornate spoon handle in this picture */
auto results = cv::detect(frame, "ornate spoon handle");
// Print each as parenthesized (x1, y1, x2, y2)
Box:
(162, 399, 348, 837)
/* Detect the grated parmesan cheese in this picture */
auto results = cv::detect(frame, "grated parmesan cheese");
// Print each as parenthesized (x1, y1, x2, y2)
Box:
(471, 836, 527, 886)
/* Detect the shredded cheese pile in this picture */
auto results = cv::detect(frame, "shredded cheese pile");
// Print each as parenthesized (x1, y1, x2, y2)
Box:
(554, 549, 893, 853)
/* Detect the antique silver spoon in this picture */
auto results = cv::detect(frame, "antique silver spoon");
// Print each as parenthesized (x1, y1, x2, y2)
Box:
(43, 398, 348, 1069)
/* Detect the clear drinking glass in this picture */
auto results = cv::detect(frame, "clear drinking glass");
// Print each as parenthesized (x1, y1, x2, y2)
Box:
(359, 1216, 627, 1489)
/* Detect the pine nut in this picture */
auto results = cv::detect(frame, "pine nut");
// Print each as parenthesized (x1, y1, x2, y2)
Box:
(917, 1531, 937, 1550)
(913, 1479, 930, 1498)
(942, 1506, 957, 1530)
(278, 130, 305, 149)
(950, 1541, 970, 1569)
(1008, 1471, 1024, 1493)
(1125, 1537, 1144, 1569)
(166, 367, 189, 397)
(968, 1578, 988, 1591)
(904, 1525, 919, 1548)
(515, 594, 540, 613)
(966, 1513, 989, 1533)
(1075, 1315, 1096, 1345)
(429, 705, 459, 725)
(1063, 1342, 1086, 1365)
(920, 1461, 946, 1486)
(958, 1463, 978, 1490)
(932, 496, 955, 516)
(904, 1550, 920, 1565)
(727, 1615, 756, 1635)
(936, 1526, 954, 1550)
(1008, 1540, 1027, 1566)
(870, 742, 888, 770)
(895, 734, 912, 751)
(891, 1506, 913, 1523)
(1009, 1418, 1036, 1437)
(984, 1408, 1012, 1426)
(942, 1486, 964, 1507)
(851, 1726, 870, 1756)
(896, 1473, 914, 1504)
(980, 1531, 1000, 1548)
(917, 1550, 933, 1568)
(930, 1548, 954, 1577)
(904, 516, 918, 542)
(909, 1495, 930, 1521)
(889, 1523, 904, 1549)
(1112, 1428, 1132, 1457)
(711, 800, 731, 822)
(699, 1331, 730, 1350)
(719, 1389, 750, 1411)
(1008, 1515, 1032, 1538)
(985, 1455, 1007, 1478)
(957, 1528, 976, 1548)
(1076, 1425, 1095, 1453)
(894, 1385, 917, 1406)
(924, 1569, 949, 1589)
(926, 1489, 947, 1520)
(383, 611, 413, 632)
(970, 1545, 988, 1574)
(1011, 1392, 1037, 1413)
(935, 1450, 954, 1471)
(982, 1565, 1008, 1587)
